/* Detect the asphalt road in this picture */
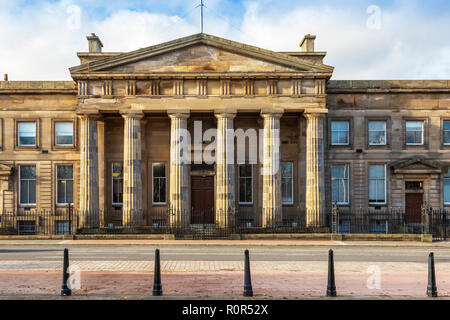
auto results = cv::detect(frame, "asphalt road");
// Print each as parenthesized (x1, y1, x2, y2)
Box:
(0, 244, 449, 263)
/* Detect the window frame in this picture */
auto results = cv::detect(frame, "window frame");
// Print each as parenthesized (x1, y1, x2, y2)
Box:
(238, 164, 253, 205)
(331, 164, 350, 205)
(330, 120, 350, 146)
(16, 120, 38, 148)
(152, 162, 167, 205)
(405, 120, 424, 146)
(18, 165, 37, 206)
(52, 119, 77, 150)
(442, 119, 450, 146)
(368, 120, 387, 146)
(281, 161, 294, 205)
(111, 162, 124, 206)
(56, 164, 74, 205)
(444, 168, 450, 205)
(368, 164, 387, 205)
(55, 121, 75, 147)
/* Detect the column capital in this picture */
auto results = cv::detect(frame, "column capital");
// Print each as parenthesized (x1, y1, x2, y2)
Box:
(215, 112, 236, 119)
(120, 111, 144, 119)
(303, 109, 328, 119)
(260, 111, 283, 119)
(168, 111, 190, 119)
(76, 110, 102, 120)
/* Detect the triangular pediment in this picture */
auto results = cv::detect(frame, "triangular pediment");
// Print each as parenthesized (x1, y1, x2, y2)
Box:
(390, 157, 442, 172)
(70, 33, 333, 75)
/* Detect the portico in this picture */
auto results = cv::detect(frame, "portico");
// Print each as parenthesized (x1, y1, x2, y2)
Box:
(70, 33, 333, 230)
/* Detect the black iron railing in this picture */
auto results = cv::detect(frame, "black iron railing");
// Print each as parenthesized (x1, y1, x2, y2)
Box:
(0, 204, 448, 240)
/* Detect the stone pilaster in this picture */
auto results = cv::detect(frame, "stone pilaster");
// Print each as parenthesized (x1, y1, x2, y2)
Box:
(215, 112, 236, 228)
(304, 110, 327, 227)
(121, 112, 144, 227)
(261, 112, 283, 228)
(169, 112, 190, 228)
(78, 113, 100, 228)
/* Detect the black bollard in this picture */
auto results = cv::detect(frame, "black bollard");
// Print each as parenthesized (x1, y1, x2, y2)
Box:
(61, 248, 71, 296)
(153, 248, 163, 296)
(243, 249, 253, 297)
(326, 249, 337, 297)
(427, 252, 438, 297)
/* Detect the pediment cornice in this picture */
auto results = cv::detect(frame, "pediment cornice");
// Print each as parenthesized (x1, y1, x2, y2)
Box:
(70, 33, 334, 77)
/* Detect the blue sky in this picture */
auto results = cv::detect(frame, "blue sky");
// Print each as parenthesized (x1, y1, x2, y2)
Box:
(0, 0, 449, 80)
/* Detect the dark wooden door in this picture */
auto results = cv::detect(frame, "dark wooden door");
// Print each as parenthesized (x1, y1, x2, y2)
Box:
(405, 193, 423, 223)
(191, 176, 215, 224)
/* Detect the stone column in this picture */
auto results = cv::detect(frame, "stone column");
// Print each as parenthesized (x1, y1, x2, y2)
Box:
(261, 112, 283, 228)
(215, 112, 236, 228)
(121, 112, 144, 227)
(169, 112, 190, 228)
(304, 110, 327, 228)
(78, 113, 100, 228)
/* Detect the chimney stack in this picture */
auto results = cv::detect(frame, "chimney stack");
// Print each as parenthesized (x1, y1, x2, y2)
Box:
(300, 34, 316, 52)
(87, 33, 103, 53)
(3, 74, 8, 81)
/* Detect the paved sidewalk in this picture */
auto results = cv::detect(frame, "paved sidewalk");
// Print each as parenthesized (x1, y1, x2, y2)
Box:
(0, 239, 449, 247)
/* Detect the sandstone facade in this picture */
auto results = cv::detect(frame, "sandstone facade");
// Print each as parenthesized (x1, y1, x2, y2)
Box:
(0, 33, 449, 231)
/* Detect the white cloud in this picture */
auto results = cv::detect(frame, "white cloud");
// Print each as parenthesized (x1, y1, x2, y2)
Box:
(0, 0, 448, 80)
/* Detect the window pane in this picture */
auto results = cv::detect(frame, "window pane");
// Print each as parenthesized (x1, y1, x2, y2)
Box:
(20, 166, 36, 179)
(331, 165, 347, 179)
(369, 121, 386, 131)
(28, 180, 36, 204)
(239, 164, 252, 178)
(57, 165, 73, 180)
(55, 122, 73, 145)
(445, 179, 450, 203)
(444, 121, 450, 131)
(57, 181, 66, 204)
(369, 131, 386, 145)
(66, 180, 74, 203)
(281, 162, 292, 178)
(444, 131, 450, 144)
(18, 122, 36, 146)
(153, 163, 166, 178)
(369, 165, 385, 179)
(406, 121, 423, 131)
(331, 121, 349, 131)
(112, 163, 123, 178)
(20, 180, 28, 204)
(281, 162, 293, 204)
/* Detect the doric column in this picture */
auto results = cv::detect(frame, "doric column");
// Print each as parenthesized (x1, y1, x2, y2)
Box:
(304, 109, 327, 227)
(121, 111, 144, 227)
(261, 112, 283, 228)
(169, 112, 190, 228)
(215, 112, 236, 228)
(78, 113, 100, 228)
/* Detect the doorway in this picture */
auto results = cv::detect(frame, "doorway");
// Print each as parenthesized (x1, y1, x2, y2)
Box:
(191, 176, 215, 224)
(405, 193, 423, 223)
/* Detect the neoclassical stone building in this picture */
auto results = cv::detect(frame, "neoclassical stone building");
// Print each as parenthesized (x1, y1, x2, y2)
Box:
(0, 33, 449, 232)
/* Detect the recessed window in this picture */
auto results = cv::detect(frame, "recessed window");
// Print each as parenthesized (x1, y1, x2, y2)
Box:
(55, 122, 74, 146)
(331, 121, 349, 145)
(443, 121, 450, 145)
(56, 165, 73, 205)
(19, 165, 36, 205)
(444, 169, 450, 205)
(331, 164, 349, 205)
(369, 165, 386, 204)
(18, 122, 36, 146)
(112, 162, 123, 205)
(238, 164, 253, 204)
(406, 121, 424, 145)
(281, 162, 294, 205)
(368, 121, 387, 146)
(153, 163, 166, 204)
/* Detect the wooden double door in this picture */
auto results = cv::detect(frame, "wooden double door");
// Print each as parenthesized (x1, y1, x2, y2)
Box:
(191, 176, 215, 224)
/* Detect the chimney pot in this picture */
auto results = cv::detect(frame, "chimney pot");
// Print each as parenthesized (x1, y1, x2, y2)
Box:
(300, 34, 316, 52)
(3, 74, 8, 81)
(87, 33, 103, 53)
